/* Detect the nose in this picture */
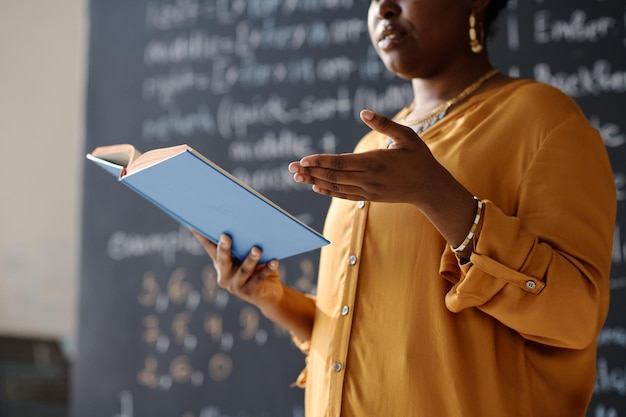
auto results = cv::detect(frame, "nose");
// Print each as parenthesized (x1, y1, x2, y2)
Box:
(373, 0, 401, 19)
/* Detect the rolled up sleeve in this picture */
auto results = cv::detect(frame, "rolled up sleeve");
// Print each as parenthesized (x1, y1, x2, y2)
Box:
(441, 117, 616, 350)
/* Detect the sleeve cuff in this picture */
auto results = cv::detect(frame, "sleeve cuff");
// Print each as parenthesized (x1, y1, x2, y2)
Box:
(439, 200, 549, 312)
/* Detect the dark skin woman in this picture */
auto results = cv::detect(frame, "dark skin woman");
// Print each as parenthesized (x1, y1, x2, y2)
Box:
(194, 1, 616, 415)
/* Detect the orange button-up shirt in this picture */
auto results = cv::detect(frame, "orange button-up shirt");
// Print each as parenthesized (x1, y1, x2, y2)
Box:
(296, 80, 616, 417)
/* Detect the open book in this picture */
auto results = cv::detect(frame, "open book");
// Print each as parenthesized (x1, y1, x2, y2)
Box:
(87, 144, 329, 262)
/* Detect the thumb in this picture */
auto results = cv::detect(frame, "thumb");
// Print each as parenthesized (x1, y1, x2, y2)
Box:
(360, 109, 417, 149)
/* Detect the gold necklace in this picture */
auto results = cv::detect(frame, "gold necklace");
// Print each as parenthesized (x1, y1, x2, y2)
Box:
(403, 68, 499, 134)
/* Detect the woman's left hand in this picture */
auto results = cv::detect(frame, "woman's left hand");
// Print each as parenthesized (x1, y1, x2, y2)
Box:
(288, 109, 446, 207)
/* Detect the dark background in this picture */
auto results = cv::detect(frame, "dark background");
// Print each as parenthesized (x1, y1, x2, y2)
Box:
(75, 1, 626, 416)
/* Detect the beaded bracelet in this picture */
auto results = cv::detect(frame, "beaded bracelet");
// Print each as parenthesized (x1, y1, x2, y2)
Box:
(451, 197, 483, 253)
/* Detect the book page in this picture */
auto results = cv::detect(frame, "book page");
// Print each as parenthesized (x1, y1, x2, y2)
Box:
(125, 144, 192, 175)
(90, 144, 142, 168)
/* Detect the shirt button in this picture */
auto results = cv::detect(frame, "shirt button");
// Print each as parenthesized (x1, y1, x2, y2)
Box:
(525, 280, 537, 290)
(357, 201, 365, 209)
(341, 305, 349, 316)
(349, 255, 357, 265)
(333, 362, 343, 372)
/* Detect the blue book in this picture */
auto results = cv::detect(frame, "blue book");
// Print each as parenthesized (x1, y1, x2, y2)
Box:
(87, 144, 329, 263)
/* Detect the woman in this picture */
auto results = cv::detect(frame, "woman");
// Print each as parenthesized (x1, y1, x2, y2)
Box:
(194, 0, 616, 415)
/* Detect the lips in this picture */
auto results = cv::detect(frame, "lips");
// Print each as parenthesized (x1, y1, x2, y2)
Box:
(377, 24, 406, 50)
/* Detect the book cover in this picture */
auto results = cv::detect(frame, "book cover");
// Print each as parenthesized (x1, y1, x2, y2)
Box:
(87, 145, 329, 262)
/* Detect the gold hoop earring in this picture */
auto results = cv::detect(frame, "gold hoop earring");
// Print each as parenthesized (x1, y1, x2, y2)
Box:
(469, 11, 484, 54)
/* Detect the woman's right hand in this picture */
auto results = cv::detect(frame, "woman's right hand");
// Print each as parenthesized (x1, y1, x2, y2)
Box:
(191, 231, 285, 315)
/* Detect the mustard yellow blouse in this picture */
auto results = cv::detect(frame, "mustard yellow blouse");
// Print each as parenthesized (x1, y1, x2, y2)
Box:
(296, 80, 616, 417)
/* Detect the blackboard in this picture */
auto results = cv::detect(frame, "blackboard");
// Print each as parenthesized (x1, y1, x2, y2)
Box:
(75, 1, 626, 416)
(487, 2, 626, 416)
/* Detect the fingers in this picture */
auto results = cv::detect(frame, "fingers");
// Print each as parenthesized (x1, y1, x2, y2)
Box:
(360, 109, 418, 149)
(215, 234, 259, 291)
(289, 151, 385, 186)
(290, 160, 362, 186)
(190, 229, 217, 261)
(215, 233, 234, 271)
(287, 109, 415, 176)
(290, 152, 368, 175)
(225, 246, 278, 296)
(258, 259, 279, 280)
(292, 170, 370, 200)
(290, 147, 396, 200)
(192, 230, 267, 294)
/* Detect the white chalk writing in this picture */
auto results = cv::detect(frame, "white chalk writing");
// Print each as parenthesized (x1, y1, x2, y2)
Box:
(534, 61, 626, 98)
(614, 224, 625, 265)
(143, 18, 367, 65)
(590, 116, 626, 149)
(593, 403, 620, 417)
(142, 67, 209, 107)
(598, 327, 626, 348)
(107, 227, 205, 265)
(216, 87, 350, 139)
(142, 105, 216, 142)
(616, 173, 626, 202)
(228, 129, 315, 162)
(353, 84, 414, 120)
(145, 0, 199, 31)
(534, 10, 615, 43)
(595, 357, 626, 396)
